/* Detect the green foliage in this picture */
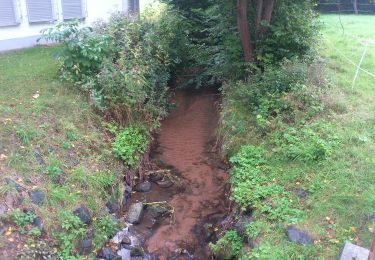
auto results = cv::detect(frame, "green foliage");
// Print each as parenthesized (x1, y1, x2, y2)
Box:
(15, 126, 37, 144)
(55, 210, 86, 258)
(93, 215, 118, 249)
(41, 8, 189, 127)
(29, 227, 42, 237)
(272, 121, 340, 162)
(210, 230, 242, 259)
(112, 127, 148, 167)
(12, 209, 35, 227)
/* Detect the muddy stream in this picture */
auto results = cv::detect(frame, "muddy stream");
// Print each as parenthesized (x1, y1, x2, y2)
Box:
(106, 89, 229, 259)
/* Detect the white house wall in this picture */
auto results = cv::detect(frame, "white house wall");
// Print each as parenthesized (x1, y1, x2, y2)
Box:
(0, 0, 128, 51)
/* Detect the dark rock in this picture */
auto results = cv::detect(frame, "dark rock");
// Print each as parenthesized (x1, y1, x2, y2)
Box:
(234, 216, 252, 237)
(28, 190, 45, 206)
(122, 185, 132, 208)
(99, 247, 121, 260)
(134, 181, 151, 192)
(368, 214, 375, 221)
(32, 217, 43, 230)
(121, 234, 131, 245)
(47, 146, 55, 154)
(217, 161, 229, 171)
(203, 223, 216, 241)
(156, 177, 173, 188)
(143, 214, 156, 229)
(106, 196, 119, 214)
(292, 189, 307, 199)
(73, 205, 92, 225)
(34, 151, 45, 165)
(148, 171, 164, 182)
(286, 226, 313, 245)
(125, 202, 143, 224)
(78, 233, 93, 255)
(130, 246, 144, 257)
(147, 205, 169, 219)
(5, 178, 23, 192)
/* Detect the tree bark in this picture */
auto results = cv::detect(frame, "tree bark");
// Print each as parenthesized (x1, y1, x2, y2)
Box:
(353, 0, 358, 14)
(237, 0, 254, 62)
(255, 0, 263, 35)
(259, 0, 274, 37)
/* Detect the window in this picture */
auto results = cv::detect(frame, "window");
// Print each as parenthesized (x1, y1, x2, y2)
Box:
(26, 0, 54, 23)
(61, 0, 85, 20)
(0, 0, 19, 27)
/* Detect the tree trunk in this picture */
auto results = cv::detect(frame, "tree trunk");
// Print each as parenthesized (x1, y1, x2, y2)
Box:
(255, 0, 263, 35)
(259, 0, 274, 37)
(237, 0, 254, 62)
(353, 0, 358, 14)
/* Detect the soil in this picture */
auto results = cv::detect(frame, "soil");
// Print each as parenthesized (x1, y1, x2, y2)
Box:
(144, 88, 229, 259)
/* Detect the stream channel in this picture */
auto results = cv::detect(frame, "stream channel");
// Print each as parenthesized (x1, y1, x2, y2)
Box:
(101, 88, 229, 259)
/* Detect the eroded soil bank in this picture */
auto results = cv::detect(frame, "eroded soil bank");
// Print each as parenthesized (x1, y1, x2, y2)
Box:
(146, 89, 229, 258)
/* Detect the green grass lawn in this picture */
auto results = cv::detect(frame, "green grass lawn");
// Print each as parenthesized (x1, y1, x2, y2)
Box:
(217, 14, 375, 258)
(0, 46, 123, 258)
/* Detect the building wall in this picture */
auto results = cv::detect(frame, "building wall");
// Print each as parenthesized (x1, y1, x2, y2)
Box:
(0, 0, 132, 51)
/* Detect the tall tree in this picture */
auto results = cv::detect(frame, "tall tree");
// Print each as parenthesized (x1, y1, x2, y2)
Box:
(237, 0, 254, 62)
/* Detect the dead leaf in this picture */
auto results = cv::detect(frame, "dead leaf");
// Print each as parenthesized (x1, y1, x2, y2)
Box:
(0, 154, 7, 161)
(32, 93, 40, 99)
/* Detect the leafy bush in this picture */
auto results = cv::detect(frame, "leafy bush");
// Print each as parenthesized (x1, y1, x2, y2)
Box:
(93, 215, 118, 249)
(12, 209, 35, 227)
(41, 7, 189, 127)
(221, 60, 327, 134)
(229, 145, 300, 221)
(272, 121, 340, 162)
(112, 126, 148, 167)
(209, 230, 242, 259)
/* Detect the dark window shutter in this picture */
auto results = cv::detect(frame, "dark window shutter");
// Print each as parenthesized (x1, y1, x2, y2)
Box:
(0, 0, 18, 27)
(26, 0, 54, 23)
(61, 0, 84, 20)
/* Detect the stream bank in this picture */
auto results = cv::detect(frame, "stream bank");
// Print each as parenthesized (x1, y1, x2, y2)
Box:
(101, 88, 230, 259)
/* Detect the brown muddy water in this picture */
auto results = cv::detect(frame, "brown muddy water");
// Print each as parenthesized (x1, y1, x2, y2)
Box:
(145, 89, 229, 258)
(110, 89, 229, 260)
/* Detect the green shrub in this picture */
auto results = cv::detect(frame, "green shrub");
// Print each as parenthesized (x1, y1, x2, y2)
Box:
(12, 209, 35, 227)
(112, 127, 148, 167)
(210, 230, 242, 259)
(272, 121, 340, 162)
(93, 215, 118, 249)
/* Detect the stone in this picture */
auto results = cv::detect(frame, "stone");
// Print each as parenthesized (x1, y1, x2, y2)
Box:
(111, 230, 130, 245)
(286, 226, 313, 245)
(78, 233, 93, 255)
(217, 161, 229, 171)
(339, 242, 369, 260)
(73, 205, 92, 225)
(148, 171, 164, 182)
(5, 178, 23, 192)
(34, 151, 45, 165)
(292, 189, 307, 199)
(125, 202, 144, 224)
(117, 248, 131, 259)
(130, 246, 144, 257)
(106, 197, 119, 214)
(32, 217, 43, 230)
(143, 214, 156, 229)
(99, 247, 121, 260)
(28, 190, 45, 206)
(234, 216, 252, 237)
(47, 145, 55, 154)
(156, 177, 173, 188)
(134, 181, 151, 192)
(122, 185, 132, 208)
(121, 235, 131, 245)
(147, 204, 169, 219)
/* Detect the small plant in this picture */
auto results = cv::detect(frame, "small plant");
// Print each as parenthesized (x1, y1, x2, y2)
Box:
(12, 209, 35, 227)
(55, 210, 86, 258)
(93, 215, 118, 249)
(45, 165, 63, 179)
(112, 127, 148, 167)
(209, 230, 242, 259)
(15, 126, 37, 144)
(29, 227, 42, 237)
(66, 131, 78, 141)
